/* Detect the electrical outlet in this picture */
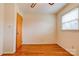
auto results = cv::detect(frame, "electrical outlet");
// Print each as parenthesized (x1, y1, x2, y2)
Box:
(72, 46, 74, 49)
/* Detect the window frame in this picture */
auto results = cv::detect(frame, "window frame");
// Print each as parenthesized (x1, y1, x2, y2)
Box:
(61, 7, 79, 31)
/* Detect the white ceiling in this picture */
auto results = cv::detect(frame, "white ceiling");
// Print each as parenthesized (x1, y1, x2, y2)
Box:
(17, 3, 66, 14)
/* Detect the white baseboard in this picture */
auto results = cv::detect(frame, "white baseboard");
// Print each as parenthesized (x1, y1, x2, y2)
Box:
(57, 43, 75, 56)
(3, 50, 16, 54)
(23, 43, 56, 44)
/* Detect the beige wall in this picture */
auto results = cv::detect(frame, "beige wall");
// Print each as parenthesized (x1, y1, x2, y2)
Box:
(23, 13, 56, 44)
(0, 4, 4, 55)
(56, 3, 79, 55)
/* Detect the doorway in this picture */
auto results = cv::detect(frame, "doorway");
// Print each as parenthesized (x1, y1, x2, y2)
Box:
(16, 13, 23, 49)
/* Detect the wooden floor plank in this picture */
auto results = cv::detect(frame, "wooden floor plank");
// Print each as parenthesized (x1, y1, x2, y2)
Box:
(2, 44, 73, 56)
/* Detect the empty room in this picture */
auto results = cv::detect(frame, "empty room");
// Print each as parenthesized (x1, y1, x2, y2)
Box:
(0, 3, 79, 56)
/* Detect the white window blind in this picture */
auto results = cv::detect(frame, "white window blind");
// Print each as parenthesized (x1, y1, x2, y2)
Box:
(62, 8, 79, 30)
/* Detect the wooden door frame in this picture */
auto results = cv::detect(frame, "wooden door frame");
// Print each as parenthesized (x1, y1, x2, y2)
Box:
(16, 13, 23, 50)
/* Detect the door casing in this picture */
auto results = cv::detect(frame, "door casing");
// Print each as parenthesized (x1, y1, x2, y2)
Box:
(16, 13, 23, 49)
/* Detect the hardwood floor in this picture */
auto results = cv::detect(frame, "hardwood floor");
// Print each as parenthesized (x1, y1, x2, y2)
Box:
(3, 44, 73, 56)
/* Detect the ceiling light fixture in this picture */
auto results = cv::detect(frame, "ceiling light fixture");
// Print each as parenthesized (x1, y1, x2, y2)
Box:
(31, 3, 54, 8)
(49, 3, 54, 5)
(31, 3, 37, 8)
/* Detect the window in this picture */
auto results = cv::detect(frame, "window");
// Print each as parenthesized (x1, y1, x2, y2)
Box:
(61, 8, 79, 30)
